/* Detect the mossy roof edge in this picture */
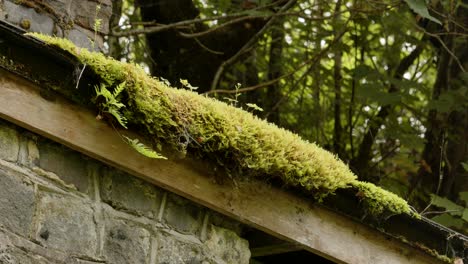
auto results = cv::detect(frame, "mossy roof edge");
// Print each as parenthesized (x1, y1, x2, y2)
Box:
(27, 33, 414, 218)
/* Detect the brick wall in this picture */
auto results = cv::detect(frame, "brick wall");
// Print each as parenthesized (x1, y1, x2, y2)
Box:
(0, 119, 250, 263)
(0, 0, 112, 50)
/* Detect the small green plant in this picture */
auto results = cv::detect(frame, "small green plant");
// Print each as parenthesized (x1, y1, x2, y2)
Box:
(89, 4, 102, 50)
(223, 82, 242, 107)
(124, 136, 167, 159)
(94, 82, 166, 159)
(180, 78, 198, 91)
(94, 82, 128, 128)
(245, 103, 263, 112)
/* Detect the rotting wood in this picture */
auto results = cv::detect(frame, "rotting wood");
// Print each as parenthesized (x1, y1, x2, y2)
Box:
(0, 69, 447, 264)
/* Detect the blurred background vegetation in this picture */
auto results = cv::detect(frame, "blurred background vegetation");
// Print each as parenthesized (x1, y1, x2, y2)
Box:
(105, 0, 467, 233)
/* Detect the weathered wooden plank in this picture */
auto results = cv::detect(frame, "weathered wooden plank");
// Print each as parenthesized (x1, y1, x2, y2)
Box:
(0, 70, 444, 264)
(250, 243, 303, 257)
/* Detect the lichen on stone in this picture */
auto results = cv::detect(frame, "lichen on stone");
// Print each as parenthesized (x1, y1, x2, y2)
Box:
(27, 33, 413, 217)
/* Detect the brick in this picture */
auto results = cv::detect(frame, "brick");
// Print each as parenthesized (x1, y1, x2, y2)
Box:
(102, 218, 151, 264)
(204, 225, 250, 264)
(0, 123, 19, 162)
(100, 169, 160, 219)
(34, 192, 97, 257)
(3, 1, 54, 35)
(163, 194, 204, 235)
(0, 165, 35, 236)
(70, 0, 111, 34)
(37, 140, 90, 193)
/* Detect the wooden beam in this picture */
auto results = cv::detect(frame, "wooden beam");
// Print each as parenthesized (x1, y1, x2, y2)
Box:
(251, 243, 302, 257)
(0, 70, 445, 264)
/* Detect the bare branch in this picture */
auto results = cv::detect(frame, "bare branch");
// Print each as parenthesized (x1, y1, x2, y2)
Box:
(111, 1, 283, 37)
(209, 0, 298, 91)
(205, 26, 347, 95)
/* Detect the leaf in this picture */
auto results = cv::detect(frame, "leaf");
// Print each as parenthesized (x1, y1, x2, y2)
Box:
(124, 136, 167, 159)
(460, 192, 468, 204)
(94, 83, 127, 128)
(403, 0, 441, 25)
(108, 108, 128, 129)
(113, 81, 126, 97)
(180, 78, 198, 91)
(461, 162, 468, 172)
(430, 194, 463, 215)
(431, 214, 464, 229)
(246, 103, 264, 112)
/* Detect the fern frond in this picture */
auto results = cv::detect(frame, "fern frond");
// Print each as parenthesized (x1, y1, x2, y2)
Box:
(94, 83, 127, 128)
(108, 109, 128, 128)
(113, 81, 126, 97)
(124, 136, 167, 159)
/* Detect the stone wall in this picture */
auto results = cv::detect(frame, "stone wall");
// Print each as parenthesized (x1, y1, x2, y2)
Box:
(0, 119, 250, 264)
(0, 0, 111, 50)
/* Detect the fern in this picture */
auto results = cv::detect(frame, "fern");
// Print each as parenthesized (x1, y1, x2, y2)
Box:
(94, 82, 127, 128)
(124, 136, 167, 159)
(113, 81, 126, 97)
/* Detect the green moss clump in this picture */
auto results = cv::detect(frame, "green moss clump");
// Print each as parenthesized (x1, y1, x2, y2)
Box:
(351, 181, 413, 216)
(28, 33, 413, 217)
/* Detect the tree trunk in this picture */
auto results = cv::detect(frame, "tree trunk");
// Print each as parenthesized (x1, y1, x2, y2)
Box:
(265, 19, 284, 124)
(332, 0, 343, 158)
(135, 0, 269, 92)
(411, 8, 468, 207)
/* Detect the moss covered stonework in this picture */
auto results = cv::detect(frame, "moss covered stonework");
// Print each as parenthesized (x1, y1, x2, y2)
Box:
(28, 33, 414, 218)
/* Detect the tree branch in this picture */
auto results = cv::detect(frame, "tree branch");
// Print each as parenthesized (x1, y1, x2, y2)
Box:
(209, 0, 298, 91)
(111, 1, 283, 37)
(205, 24, 347, 95)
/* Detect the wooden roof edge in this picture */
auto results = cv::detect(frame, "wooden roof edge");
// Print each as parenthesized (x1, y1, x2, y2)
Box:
(0, 20, 466, 263)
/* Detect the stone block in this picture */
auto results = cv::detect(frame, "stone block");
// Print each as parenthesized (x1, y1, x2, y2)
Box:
(70, 0, 111, 34)
(100, 169, 160, 219)
(37, 140, 90, 193)
(208, 211, 244, 237)
(3, 1, 55, 35)
(0, 247, 51, 264)
(204, 225, 250, 264)
(0, 123, 19, 162)
(67, 26, 102, 50)
(102, 218, 151, 264)
(163, 194, 204, 235)
(155, 233, 205, 264)
(34, 192, 97, 257)
(0, 166, 35, 236)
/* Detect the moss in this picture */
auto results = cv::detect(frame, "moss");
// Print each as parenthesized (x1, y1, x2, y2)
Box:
(27, 33, 414, 217)
(413, 243, 453, 263)
(19, 19, 31, 30)
(351, 181, 415, 217)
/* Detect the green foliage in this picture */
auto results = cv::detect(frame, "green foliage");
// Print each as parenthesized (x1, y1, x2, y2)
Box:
(180, 78, 198, 91)
(90, 3, 102, 50)
(429, 194, 467, 232)
(246, 103, 264, 112)
(461, 162, 468, 172)
(94, 82, 128, 128)
(403, 0, 441, 25)
(124, 136, 167, 159)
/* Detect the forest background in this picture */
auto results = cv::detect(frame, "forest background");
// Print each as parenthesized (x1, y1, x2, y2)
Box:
(103, 0, 467, 233)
